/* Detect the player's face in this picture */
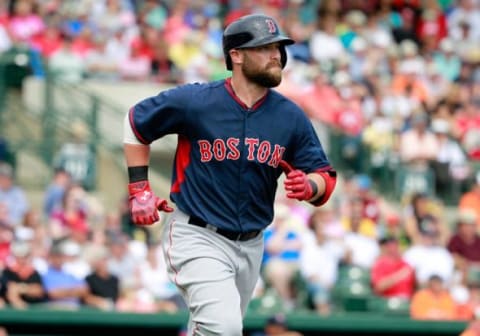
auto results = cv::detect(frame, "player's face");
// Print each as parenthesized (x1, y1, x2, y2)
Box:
(241, 43, 282, 88)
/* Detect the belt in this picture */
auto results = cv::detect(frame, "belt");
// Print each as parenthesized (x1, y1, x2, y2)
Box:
(188, 216, 261, 241)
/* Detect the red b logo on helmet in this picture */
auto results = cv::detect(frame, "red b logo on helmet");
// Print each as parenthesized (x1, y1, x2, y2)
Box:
(265, 19, 277, 34)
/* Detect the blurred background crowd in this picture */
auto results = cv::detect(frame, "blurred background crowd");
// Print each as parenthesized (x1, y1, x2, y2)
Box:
(0, 0, 479, 328)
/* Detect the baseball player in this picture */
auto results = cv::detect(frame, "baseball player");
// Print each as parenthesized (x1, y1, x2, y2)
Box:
(123, 14, 336, 336)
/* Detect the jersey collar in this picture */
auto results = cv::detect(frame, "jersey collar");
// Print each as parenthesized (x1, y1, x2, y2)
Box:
(224, 77, 269, 111)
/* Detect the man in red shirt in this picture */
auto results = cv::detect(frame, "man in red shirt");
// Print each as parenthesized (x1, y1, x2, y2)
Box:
(447, 209, 480, 276)
(371, 236, 416, 299)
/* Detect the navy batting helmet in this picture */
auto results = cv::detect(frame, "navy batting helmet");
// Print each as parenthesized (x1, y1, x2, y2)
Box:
(222, 14, 295, 70)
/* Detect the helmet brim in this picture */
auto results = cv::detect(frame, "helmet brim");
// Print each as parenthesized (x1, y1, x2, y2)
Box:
(236, 35, 295, 49)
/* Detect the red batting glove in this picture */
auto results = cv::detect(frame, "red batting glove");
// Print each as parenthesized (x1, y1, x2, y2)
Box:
(280, 160, 315, 201)
(128, 180, 173, 225)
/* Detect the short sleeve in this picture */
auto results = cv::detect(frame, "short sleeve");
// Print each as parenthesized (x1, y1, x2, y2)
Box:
(129, 84, 193, 144)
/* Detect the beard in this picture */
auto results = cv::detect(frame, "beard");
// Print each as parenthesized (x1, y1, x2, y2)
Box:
(241, 55, 282, 88)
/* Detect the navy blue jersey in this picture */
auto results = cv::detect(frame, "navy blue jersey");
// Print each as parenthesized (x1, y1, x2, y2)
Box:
(129, 78, 332, 232)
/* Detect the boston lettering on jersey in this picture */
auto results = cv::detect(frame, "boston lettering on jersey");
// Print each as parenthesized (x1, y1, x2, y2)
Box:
(197, 137, 285, 167)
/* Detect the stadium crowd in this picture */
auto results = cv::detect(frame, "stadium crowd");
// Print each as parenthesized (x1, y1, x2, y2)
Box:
(0, 0, 480, 326)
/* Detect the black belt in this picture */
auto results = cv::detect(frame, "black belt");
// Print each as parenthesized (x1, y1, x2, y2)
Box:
(188, 216, 261, 241)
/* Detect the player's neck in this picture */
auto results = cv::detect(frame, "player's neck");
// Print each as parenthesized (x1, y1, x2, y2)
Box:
(230, 75, 268, 109)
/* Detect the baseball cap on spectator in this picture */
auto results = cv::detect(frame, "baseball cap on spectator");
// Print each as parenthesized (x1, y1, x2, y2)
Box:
(351, 37, 367, 53)
(345, 10, 367, 28)
(371, 31, 391, 49)
(332, 71, 351, 87)
(399, 39, 418, 57)
(14, 226, 34, 241)
(10, 240, 32, 258)
(458, 209, 477, 225)
(439, 38, 454, 54)
(431, 119, 450, 134)
(60, 240, 81, 257)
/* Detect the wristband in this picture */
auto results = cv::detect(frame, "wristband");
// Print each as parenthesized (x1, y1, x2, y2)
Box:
(128, 166, 148, 183)
(308, 179, 318, 197)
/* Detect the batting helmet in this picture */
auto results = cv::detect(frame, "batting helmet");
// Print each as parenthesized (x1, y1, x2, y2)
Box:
(222, 14, 295, 70)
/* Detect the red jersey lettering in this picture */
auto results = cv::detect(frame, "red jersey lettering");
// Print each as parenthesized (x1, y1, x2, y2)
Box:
(226, 138, 240, 160)
(198, 140, 212, 162)
(257, 141, 271, 163)
(245, 138, 259, 160)
(213, 139, 227, 161)
(268, 144, 286, 167)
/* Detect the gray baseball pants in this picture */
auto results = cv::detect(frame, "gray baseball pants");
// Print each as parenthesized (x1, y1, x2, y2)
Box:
(161, 209, 264, 336)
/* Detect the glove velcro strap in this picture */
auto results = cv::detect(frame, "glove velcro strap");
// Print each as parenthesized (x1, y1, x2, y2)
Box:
(310, 169, 337, 207)
(128, 180, 150, 195)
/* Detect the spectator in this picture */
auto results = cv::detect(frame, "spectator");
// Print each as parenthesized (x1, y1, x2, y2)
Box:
(106, 233, 138, 295)
(454, 99, 480, 157)
(410, 274, 457, 320)
(371, 236, 416, 299)
(262, 204, 304, 311)
(403, 224, 455, 287)
(48, 35, 86, 83)
(53, 120, 95, 190)
(447, 210, 480, 280)
(456, 270, 480, 320)
(7, 0, 45, 43)
(1, 241, 46, 309)
(447, 0, 480, 42)
(459, 172, 480, 229)
(83, 246, 119, 311)
(342, 196, 378, 239)
(433, 38, 461, 82)
(0, 162, 29, 227)
(430, 118, 470, 197)
(300, 209, 346, 315)
(398, 112, 439, 168)
(41, 240, 88, 309)
(342, 203, 380, 269)
(48, 184, 89, 240)
(0, 221, 12, 270)
(415, 0, 447, 52)
(133, 243, 184, 313)
(84, 35, 121, 80)
(309, 14, 345, 66)
(61, 239, 90, 281)
(404, 192, 450, 246)
(43, 168, 71, 219)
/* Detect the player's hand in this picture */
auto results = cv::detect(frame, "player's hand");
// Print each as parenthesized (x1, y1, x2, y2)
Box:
(280, 160, 315, 201)
(128, 180, 173, 225)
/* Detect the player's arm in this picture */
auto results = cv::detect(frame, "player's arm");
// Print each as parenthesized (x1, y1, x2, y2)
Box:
(124, 114, 173, 225)
(279, 160, 336, 206)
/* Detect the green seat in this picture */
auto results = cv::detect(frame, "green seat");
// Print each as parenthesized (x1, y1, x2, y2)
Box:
(368, 296, 411, 316)
(337, 265, 371, 285)
(248, 289, 286, 315)
(332, 280, 373, 312)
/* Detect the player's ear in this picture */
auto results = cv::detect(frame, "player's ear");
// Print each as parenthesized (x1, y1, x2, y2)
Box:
(229, 49, 243, 68)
